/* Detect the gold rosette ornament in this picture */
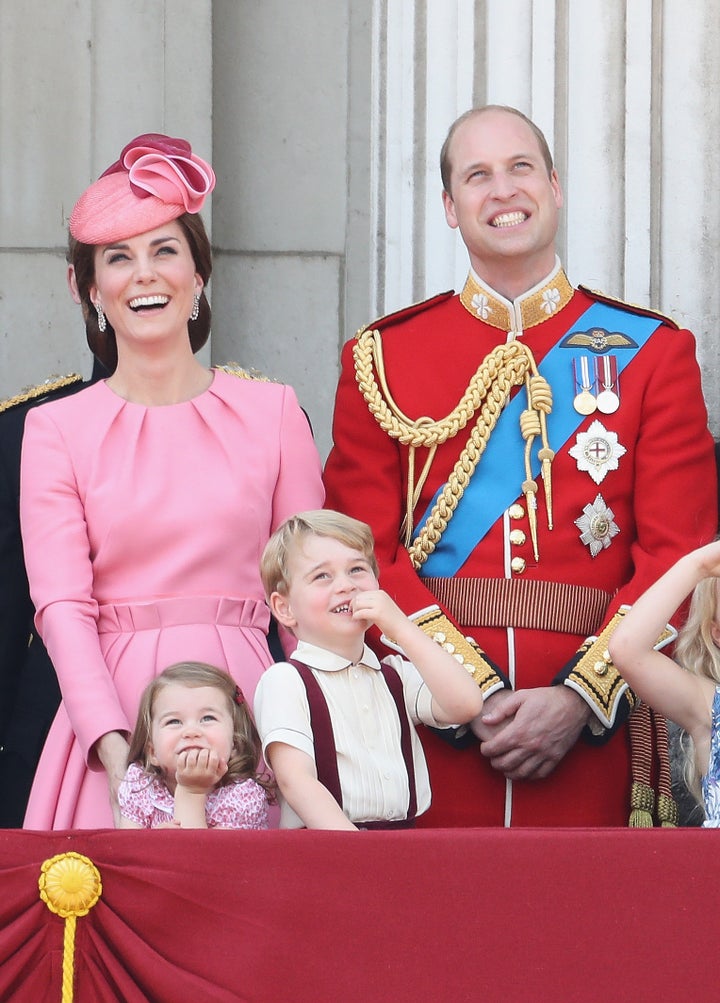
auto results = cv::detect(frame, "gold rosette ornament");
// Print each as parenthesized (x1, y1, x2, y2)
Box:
(39, 852, 103, 1003)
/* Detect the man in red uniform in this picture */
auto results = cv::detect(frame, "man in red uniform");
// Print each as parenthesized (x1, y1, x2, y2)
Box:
(323, 105, 717, 826)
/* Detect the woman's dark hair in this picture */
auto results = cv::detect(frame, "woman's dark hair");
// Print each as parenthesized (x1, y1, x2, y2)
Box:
(70, 212, 212, 373)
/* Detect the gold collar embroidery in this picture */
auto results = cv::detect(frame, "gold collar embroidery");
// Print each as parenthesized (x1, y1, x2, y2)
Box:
(459, 266, 574, 332)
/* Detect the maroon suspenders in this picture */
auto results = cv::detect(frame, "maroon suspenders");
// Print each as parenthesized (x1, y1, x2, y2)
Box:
(289, 658, 417, 825)
(290, 659, 343, 805)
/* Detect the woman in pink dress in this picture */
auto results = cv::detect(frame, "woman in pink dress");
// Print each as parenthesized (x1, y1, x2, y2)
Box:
(20, 134, 324, 829)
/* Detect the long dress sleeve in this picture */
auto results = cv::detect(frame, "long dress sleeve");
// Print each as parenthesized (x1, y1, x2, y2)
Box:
(20, 406, 131, 766)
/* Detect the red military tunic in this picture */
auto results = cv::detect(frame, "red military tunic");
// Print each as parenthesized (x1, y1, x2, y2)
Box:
(323, 263, 717, 827)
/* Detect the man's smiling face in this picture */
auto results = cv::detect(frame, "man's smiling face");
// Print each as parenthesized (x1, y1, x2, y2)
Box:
(442, 108, 563, 296)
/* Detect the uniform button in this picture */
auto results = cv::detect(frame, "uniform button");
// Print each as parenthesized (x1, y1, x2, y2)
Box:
(511, 556, 526, 574)
(593, 650, 613, 676)
(508, 503, 525, 520)
(509, 528, 526, 546)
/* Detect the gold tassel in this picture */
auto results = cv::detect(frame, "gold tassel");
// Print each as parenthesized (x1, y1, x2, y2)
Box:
(656, 792, 679, 828)
(628, 780, 655, 827)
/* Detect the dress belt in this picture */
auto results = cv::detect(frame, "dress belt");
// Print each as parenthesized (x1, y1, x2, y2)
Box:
(96, 596, 269, 633)
(422, 577, 612, 636)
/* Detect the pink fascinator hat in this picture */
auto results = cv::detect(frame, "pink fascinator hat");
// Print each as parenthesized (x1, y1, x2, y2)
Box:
(69, 133, 215, 245)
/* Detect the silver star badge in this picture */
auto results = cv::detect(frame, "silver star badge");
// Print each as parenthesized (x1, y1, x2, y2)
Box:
(568, 420, 626, 485)
(575, 493, 620, 557)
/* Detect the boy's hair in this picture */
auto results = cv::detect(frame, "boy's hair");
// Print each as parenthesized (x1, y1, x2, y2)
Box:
(127, 661, 274, 794)
(673, 576, 720, 808)
(260, 509, 379, 598)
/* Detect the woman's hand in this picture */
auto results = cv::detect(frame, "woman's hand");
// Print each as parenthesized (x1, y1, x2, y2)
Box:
(95, 731, 131, 827)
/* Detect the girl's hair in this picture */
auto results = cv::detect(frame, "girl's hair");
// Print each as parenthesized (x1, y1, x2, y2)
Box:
(673, 576, 720, 804)
(127, 661, 274, 795)
(260, 508, 379, 599)
(70, 211, 212, 373)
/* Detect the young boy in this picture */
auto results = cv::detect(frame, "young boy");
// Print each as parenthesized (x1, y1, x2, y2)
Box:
(254, 510, 484, 830)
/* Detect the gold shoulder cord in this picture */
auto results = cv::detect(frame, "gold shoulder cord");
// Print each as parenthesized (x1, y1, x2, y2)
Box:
(353, 328, 554, 566)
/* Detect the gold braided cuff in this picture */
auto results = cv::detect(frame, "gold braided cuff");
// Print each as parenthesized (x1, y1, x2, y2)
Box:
(561, 606, 676, 731)
(409, 605, 506, 696)
(561, 611, 632, 730)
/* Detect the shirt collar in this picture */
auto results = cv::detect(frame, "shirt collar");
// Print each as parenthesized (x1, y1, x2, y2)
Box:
(458, 256, 574, 332)
(292, 639, 382, 672)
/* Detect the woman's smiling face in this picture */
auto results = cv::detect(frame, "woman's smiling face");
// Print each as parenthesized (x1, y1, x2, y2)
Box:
(90, 219, 202, 352)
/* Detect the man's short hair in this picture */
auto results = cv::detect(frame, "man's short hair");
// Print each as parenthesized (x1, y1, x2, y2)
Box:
(260, 510, 379, 598)
(440, 105, 555, 194)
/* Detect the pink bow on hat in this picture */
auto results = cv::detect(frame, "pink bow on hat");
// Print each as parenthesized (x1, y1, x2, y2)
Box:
(101, 133, 215, 211)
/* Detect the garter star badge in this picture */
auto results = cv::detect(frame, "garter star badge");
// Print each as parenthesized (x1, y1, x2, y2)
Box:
(575, 494, 619, 557)
(568, 420, 626, 485)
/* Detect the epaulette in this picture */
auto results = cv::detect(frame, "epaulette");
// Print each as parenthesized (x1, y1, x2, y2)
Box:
(354, 290, 455, 339)
(579, 285, 679, 330)
(214, 363, 276, 383)
(0, 373, 83, 415)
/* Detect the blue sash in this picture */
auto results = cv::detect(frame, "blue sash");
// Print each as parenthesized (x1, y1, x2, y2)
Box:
(416, 302, 662, 577)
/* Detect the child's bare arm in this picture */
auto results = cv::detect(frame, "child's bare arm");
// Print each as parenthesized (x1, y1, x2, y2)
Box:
(267, 742, 357, 830)
(609, 544, 720, 734)
(117, 815, 143, 829)
(351, 590, 484, 724)
(172, 749, 228, 828)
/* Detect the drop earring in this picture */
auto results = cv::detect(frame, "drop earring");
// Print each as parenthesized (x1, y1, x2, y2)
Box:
(96, 303, 107, 333)
(190, 292, 200, 322)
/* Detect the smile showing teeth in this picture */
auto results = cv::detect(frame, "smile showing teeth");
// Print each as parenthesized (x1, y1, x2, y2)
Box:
(332, 603, 351, 614)
(491, 211, 527, 228)
(128, 295, 169, 310)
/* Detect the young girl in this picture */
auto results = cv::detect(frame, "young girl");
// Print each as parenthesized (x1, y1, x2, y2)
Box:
(118, 662, 273, 829)
(609, 540, 720, 827)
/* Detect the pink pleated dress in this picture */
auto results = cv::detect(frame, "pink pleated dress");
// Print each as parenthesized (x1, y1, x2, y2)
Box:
(20, 369, 324, 829)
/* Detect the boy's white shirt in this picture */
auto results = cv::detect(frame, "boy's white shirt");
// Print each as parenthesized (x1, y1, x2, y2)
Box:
(253, 639, 454, 828)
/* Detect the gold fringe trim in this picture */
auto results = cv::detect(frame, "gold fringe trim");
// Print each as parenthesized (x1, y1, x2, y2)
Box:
(0, 374, 83, 414)
(215, 363, 275, 383)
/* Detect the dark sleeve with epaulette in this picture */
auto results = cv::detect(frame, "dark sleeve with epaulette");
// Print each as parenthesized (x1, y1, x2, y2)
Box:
(0, 375, 94, 826)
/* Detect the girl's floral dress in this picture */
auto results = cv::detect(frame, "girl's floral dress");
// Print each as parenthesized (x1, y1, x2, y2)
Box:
(701, 687, 720, 827)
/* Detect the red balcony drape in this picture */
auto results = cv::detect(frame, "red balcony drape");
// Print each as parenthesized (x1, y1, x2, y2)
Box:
(0, 827, 713, 1002)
